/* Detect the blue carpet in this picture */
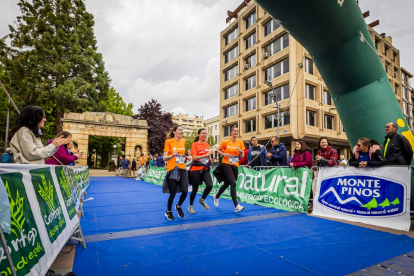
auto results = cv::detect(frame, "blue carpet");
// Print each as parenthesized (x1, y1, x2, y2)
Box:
(73, 176, 414, 275)
(81, 177, 282, 235)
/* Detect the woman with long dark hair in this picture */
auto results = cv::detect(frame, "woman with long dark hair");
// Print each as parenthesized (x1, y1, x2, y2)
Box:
(289, 140, 312, 169)
(9, 105, 64, 164)
(163, 125, 188, 220)
(187, 128, 214, 214)
(45, 131, 82, 165)
(213, 126, 245, 213)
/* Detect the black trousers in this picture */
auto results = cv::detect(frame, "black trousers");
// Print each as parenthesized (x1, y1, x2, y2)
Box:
(188, 170, 213, 205)
(215, 163, 238, 207)
(167, 169, 188, 211)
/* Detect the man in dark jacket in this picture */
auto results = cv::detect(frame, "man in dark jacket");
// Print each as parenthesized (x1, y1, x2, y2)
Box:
(156, 153, 165, 167)
(267, 137, 287, 166)
(116, 156, 125, 176)
(384, 122, 413, 165)
(1, 148, 15, 163)
(247, 137, 268, 168)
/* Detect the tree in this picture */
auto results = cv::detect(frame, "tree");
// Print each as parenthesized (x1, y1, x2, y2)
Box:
(133, 99, 174, 154)
(102, 87, 134, 116)
(0, 0, 110, 140)
(183, 129, 216, 151)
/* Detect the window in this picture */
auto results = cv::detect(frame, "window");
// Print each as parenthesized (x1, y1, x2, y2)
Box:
(305, 58, 314, 74)
(215, 125, 217, 130)
(395, 84, 399, 95)
(264, 84, 289, 105)
(245, 97, 256, 112)
(224, 65, 238, 81)
(264, 111, 290, 129)
(385, 62, 389, 73)
(306, 84, 316, 100)
(244, 53, 256, 67)
(264, 58, 289, 81)
(245, 12, 256, 29)
(245, 32, 256, 50)
(341, 123, 345, 133)
(245, 75, 256, 91)
(324, 115, 334, 130)
(263, 33, 289, 56)
(306, 110, 316, 126)
(263, 19, 280, 36)
(402, 86, 406, 100)
(384, 46, 389, 57)
(215, 135, 218, 143)
(393, 51, 397, 62)
(394, 67, 398, 78)
(224, 104, 238, 118)
(225, 27, 238, 46)
(323, 90, 332, 106)
(245, 119, 256, 133)
(224, 84, 238, 99)
(223, 124, 238, 136)
(375, 39, 380, 50)
(224, 45, 238, 64)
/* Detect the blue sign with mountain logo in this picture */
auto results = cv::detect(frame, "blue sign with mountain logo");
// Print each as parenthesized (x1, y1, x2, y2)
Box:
(317, 175, 405, 217)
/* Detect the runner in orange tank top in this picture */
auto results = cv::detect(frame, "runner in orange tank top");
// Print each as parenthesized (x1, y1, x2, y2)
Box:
(163, 125, 188, 220)
(187, 128, 215, 214)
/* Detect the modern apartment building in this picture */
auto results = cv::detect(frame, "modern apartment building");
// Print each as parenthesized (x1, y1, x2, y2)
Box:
(219, 1, 413, 159)
(172, 113, 204, 133)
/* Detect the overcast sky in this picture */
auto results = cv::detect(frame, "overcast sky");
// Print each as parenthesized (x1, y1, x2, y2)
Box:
(1, 0, 413, 119)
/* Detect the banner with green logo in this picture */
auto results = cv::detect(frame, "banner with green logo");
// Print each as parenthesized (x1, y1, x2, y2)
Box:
(0, 172, 45, 276)
(0, 180, 11, 234)
(144, 167, 167, 185)
(144, 166, 312, 213)
(0, 164, 90, 276)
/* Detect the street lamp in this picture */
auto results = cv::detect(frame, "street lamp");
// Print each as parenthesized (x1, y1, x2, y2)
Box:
(264, 80, 280, 139)
(113, 144, 117, 156)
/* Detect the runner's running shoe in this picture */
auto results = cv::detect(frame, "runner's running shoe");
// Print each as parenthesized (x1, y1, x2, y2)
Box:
(213, 195, 219, 207)
(199, 198, 210, 210)
(187, 205, 195, 214)
(165, 211, 174, 220)
(235, 204, 245, 213)
(175, 205, 185, 218)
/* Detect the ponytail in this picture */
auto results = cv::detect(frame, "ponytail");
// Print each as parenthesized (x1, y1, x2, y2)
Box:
(194, 128, 207, 142)
(166, 125, 182, 139)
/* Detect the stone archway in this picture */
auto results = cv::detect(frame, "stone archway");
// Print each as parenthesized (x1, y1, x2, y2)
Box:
(61, 112, 148, 166)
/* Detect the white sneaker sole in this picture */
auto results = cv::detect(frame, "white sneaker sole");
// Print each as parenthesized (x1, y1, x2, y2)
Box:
(235, 206, 245, 213)
(213, 195, 219, 207)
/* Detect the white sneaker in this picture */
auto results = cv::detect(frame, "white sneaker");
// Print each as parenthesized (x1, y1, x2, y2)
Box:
(235, 204, 245, 213)
(213, 195, 219, 207)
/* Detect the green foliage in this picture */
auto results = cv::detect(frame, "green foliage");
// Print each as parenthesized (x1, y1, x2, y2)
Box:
(0, 0, 110, 138)
(88, 136, 125, 168)
(182, 129, 215, 151)
(102, 87, 134, 116)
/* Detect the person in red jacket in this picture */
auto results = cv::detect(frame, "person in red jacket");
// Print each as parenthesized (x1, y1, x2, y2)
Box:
(290, 140, 312, 169)
(239, 142, 250, 166)
(315, 137, 337, 167)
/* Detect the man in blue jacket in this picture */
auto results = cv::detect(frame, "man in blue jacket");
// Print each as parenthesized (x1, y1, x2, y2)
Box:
(247, 137, 268, 168)
(267, 137, 287, 166)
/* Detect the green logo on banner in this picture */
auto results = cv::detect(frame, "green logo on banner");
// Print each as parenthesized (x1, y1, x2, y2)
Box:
(56, 167, 76, 220)
(64, 167, 81, 201)
(144, 167, 167, 185)
(30, 168, 66, 243)
(0, 173, 45, 276)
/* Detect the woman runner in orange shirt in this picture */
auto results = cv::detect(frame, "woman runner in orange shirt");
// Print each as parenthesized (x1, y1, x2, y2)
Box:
(163, 125, 188, 220)
(187, 128, 215, 214)
(213, 126, 245, 212)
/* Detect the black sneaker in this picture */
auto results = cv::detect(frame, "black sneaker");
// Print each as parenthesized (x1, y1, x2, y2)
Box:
(165, 211, 174, 220)
(175, 205, 185, 218)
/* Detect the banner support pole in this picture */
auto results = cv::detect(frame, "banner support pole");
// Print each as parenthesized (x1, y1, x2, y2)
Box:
(0, 226, 17, 276)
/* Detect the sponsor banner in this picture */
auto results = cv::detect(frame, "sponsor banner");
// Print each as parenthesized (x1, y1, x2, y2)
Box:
(0, 164, 90, 276)
(313, 166, 411, 231)
(144, 166, 312, 213)
(144, 167, 167, 185)
(0, 180, 11, 234)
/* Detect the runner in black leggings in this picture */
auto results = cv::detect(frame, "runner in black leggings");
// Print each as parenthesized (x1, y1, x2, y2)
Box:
(187, 128, 214, 214)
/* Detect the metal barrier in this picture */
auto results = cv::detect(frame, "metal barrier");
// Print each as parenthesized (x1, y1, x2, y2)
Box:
(251, 166, 289, 171)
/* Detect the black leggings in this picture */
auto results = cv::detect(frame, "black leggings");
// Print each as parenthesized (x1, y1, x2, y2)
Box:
(215, 163, 238, 207)
(167, 170, 189, 211)
(188, 170, 213, 205)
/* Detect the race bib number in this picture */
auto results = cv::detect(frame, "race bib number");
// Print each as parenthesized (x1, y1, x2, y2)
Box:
(229, 156, 238, 164)
(176, 155, 185, 164)
(200, 157, 209, 164)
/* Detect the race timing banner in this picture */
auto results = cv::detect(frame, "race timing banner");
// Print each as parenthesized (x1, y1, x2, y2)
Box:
(0, 164, 90, 276)
(312, 166, 411, 231)
(144, 166, 313, 213)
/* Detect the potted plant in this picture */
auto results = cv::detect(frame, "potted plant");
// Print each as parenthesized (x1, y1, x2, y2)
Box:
(108, 160, 116, 172)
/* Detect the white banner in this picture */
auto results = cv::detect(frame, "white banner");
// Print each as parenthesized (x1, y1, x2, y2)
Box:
(0, 164, 89, 276)
(313, 166, 411, 231)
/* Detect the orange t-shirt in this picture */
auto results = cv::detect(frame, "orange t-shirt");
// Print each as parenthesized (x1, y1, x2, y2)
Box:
(163, 138, 186, 172)
(189, 142, 210, 171)
(220, 139, 245, 167)
(139, 157, 144, 166)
